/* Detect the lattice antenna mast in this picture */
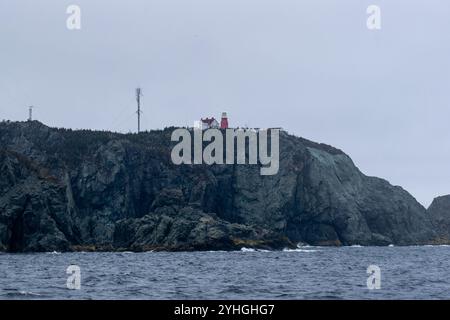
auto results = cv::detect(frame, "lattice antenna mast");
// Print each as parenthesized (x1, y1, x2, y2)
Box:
(28, 106, 34, 121)
(136, 88, 143, 133)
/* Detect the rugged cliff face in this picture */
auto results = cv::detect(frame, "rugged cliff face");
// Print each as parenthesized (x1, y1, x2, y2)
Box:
(0, 121, 445, 252)
(428, 195, 450, 241)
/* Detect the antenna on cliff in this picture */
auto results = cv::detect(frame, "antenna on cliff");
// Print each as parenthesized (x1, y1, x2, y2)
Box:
(28, 106, 34, 121)
(136, 88, 142, 133)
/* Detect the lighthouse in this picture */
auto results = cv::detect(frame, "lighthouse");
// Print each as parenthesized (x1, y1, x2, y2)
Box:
(220, 112, 229, 129)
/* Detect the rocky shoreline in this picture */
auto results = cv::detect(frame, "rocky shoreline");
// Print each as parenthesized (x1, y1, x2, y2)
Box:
(0, 121, 449, 252)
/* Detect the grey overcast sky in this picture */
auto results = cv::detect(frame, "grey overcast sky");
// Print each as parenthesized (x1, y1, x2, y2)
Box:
(0, 0, 449, 207)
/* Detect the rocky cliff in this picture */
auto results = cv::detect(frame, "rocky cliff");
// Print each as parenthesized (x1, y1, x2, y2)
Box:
(0, 121, 446, 252)
(428, 195, 450, 241)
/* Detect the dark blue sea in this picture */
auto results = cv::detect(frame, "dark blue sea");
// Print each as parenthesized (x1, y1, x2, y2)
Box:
(1, 246, 449, 300)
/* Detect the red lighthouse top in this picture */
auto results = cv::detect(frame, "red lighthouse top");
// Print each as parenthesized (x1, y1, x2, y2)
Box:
(220, 112, 229, 129)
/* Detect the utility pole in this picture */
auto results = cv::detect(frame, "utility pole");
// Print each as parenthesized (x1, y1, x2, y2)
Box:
(28, 106, 33, 121)
(136, 88, 142, 133)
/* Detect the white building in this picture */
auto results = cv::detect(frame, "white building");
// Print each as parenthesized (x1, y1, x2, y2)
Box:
(194, 117, 220, 130)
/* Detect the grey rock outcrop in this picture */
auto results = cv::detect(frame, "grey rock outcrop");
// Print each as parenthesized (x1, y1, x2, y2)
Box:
(428, 195, 450, 241)
(0, 121, 444, 252)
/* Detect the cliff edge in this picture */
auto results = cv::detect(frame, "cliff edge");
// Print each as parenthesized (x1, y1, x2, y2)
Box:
(0, 121, 444, 252)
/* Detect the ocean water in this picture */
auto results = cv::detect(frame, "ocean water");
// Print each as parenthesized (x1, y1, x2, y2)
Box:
(1, 246, 450, 300)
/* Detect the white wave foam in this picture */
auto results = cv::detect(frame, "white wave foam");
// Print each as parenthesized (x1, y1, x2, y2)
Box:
(46, 251, 61, 255)
(283, 248, 318, 252)
(424, 244, 450, 247)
